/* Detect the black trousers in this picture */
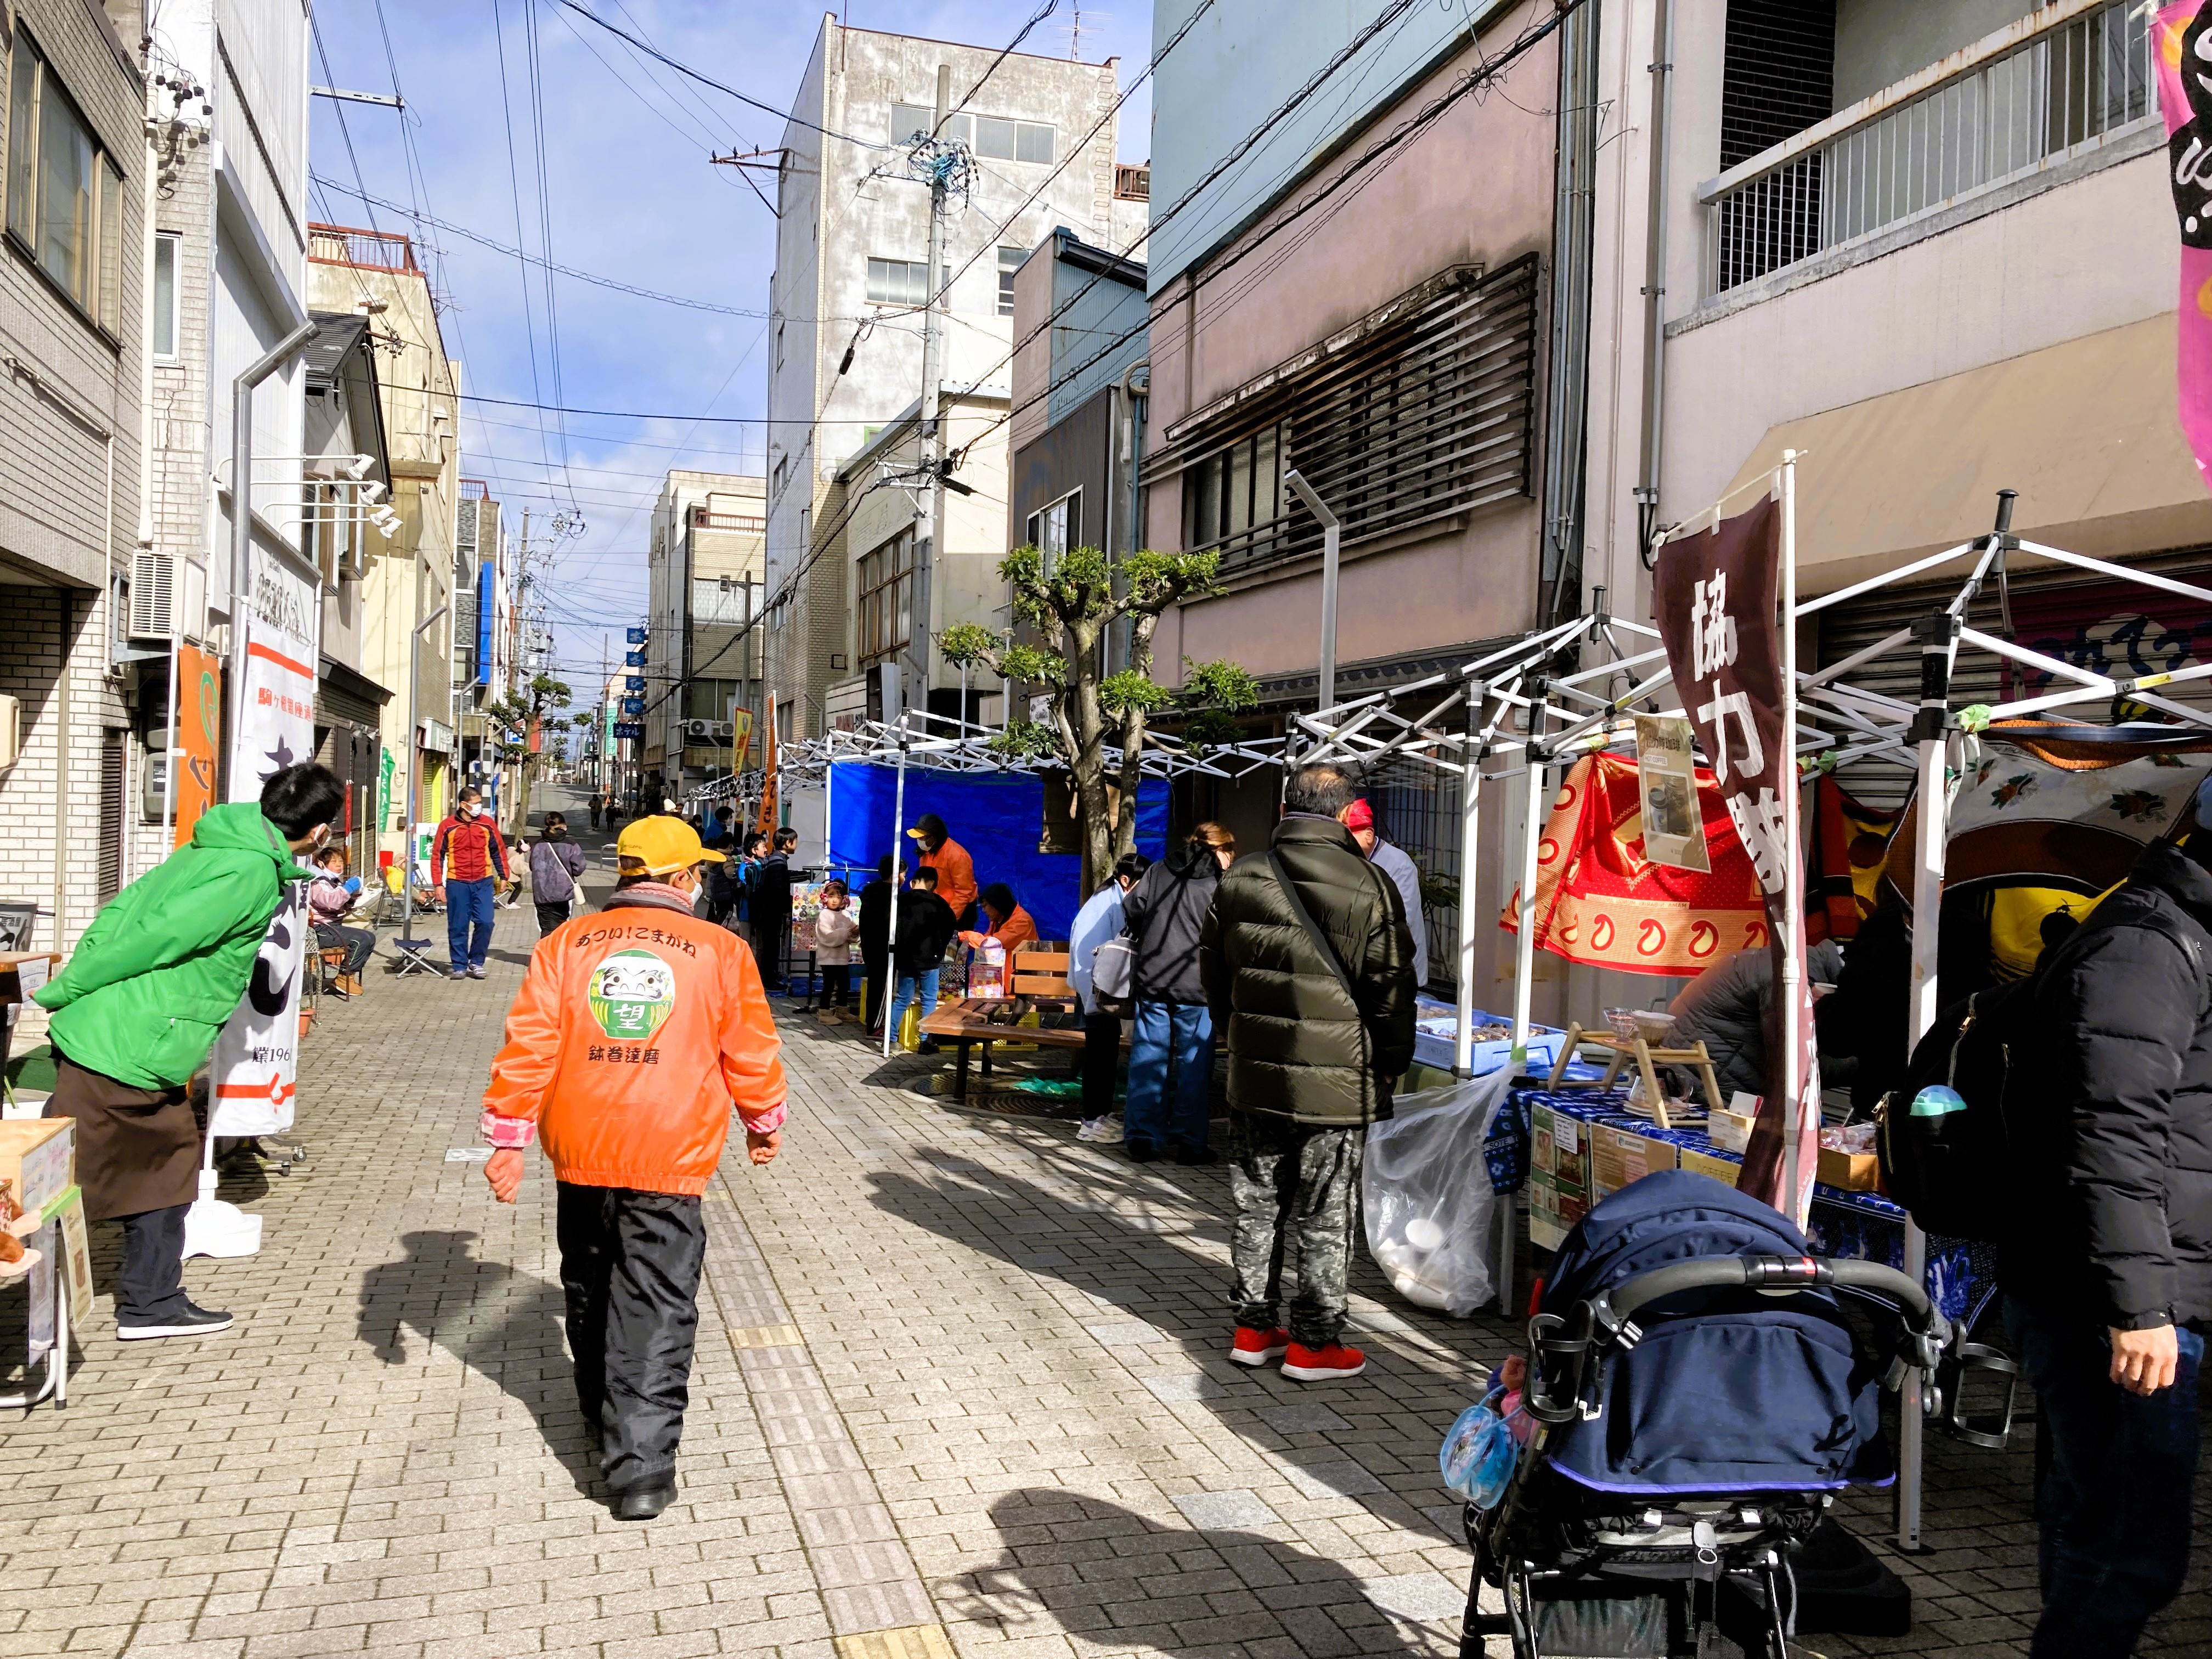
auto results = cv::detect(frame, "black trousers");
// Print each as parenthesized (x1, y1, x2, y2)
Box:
(822, 964, 852, 1008)
(862, 955, 887, 1028)
(555, 1182, 707, 1492)
(117, 1203, 191, 1323)
(1082, 1011, 1121, 1118)
(535, 900, 571, 937)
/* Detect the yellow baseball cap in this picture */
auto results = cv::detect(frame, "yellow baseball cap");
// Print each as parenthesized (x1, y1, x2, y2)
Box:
(616, 815, 726, 876)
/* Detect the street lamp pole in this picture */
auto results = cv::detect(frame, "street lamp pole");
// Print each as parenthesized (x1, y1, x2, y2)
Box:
(1284, 470, 1342, 719)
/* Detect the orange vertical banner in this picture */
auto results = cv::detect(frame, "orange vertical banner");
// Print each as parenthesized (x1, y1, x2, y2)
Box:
(753, 693, 779, 836)
(173, 643, 222, 848)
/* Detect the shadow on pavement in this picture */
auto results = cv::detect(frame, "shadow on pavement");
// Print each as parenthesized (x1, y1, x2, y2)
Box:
(938, 1487, 1454, 1659)
(356, 1228, 594, 1491)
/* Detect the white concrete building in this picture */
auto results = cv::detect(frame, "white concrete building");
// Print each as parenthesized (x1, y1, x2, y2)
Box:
(763, 18, 1147, 738)
(644, 470, 765, 797)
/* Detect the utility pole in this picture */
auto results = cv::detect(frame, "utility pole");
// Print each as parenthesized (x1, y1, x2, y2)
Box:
(913, 60, 953, 713)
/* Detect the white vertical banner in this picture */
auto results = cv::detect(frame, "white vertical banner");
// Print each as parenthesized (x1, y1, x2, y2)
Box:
(212, 547, 320, 1136)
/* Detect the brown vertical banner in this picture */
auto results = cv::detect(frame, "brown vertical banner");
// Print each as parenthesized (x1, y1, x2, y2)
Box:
(1654, 494, 1820, 1221)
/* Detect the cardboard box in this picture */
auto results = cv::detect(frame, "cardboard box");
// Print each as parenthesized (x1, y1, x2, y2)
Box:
(1591, 1124, 1678, 1199)
(1528, 1103, 1594, 1250)
(1708, 1110, 1757, 1153)
(1818, 1146, 1882, 1192)
(0, 1117, 75, 1217)
(1679, 1147, 1742, 1188)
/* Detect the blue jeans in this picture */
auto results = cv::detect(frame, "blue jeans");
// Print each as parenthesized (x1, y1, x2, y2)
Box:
(2006, 1296, 2204, 1658)
(446, 877, 497, 971)
(1124, 1001, 1213, 1154)
(889, 969, 940, 1036)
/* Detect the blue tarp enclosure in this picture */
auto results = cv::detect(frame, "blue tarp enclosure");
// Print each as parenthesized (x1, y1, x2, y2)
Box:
(826, 764, 1167, 943)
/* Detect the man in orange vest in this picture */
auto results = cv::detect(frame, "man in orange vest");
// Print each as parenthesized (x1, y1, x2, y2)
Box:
(906, 812, 978, 924)
(480, 816, 788, 1521)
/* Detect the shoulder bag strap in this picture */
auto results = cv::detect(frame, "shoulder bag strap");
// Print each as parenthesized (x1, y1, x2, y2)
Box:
(1267, 852, 1359, 1007)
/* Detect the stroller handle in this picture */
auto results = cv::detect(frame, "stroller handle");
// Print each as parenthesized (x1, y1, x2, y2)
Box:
(1606, 1254, 1948, 1339)
(1526, 1255, 1952, 1426)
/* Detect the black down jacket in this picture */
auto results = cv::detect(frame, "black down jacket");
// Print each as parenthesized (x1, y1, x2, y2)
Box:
(2005, 842, 2212, 1330)
(1119, 842, 1221, 1006)
(1667, 939, 1844, 1101)
(1200, 814, 1418, 1126)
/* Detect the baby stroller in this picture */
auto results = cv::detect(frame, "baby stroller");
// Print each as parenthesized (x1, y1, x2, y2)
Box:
(1463, 1171, 1949, 1658)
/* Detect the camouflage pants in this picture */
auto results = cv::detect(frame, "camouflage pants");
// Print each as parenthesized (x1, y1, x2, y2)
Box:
(1227, 1115, 1364, 1348)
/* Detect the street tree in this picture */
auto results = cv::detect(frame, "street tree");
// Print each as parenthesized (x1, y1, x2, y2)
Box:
(486, 672, 572, 837)
(940, 545, 1256, 895)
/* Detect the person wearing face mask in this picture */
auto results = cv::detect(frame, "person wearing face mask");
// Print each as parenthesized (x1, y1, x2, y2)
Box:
(431, 787, 512, 979)
(35, 762, 347, 1340)
(480, 815, 788, 1521)
(529, 812, 589, 936)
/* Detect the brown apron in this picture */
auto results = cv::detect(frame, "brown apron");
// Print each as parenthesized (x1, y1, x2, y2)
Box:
(43, 1054, 200, 1221)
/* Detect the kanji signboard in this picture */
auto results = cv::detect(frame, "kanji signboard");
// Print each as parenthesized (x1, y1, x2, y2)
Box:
(1654, 494, 1818, 1221)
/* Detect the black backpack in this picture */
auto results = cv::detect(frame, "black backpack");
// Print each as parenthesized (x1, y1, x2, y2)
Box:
(1877, 895, 2205, 1242)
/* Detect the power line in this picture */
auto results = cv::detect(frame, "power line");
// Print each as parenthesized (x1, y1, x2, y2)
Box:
(548, 0, 893, 150)
(490, 0, 557, 497)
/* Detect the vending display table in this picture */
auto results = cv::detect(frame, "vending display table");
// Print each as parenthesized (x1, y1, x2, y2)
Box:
(1494, 1085, 1994, 1328)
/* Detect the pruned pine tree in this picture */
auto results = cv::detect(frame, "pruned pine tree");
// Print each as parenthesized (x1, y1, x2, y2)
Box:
(940, 545, 1257, 896)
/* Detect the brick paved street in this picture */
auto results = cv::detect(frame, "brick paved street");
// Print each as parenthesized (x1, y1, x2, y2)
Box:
(3, 788, 2210, 1659)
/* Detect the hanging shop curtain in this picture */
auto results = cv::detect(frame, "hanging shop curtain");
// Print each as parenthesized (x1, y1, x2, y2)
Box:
(1500, 752, 1767, 977)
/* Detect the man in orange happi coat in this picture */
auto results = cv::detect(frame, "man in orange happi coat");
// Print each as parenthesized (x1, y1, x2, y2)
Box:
(479, 816, 787, 1521)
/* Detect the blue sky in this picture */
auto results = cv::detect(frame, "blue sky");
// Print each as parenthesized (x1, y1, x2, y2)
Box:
(306, 1, 1153, 699)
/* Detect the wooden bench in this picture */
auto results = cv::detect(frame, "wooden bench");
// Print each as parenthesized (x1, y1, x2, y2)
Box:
(917, 996, 1118, 1101)
(1011, 942, 1075, 1002)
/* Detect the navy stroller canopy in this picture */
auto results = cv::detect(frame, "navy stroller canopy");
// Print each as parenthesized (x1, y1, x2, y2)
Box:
(1538, 1171, 1895, 1499)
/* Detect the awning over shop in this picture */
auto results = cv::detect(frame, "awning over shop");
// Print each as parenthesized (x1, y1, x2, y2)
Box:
(1722, 315, 2212, 594)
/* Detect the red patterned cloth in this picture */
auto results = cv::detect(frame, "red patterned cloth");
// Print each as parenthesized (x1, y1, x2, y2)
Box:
(1500, 753, 1767, 977)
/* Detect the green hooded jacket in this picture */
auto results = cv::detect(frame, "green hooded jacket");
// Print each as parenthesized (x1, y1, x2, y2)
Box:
(33, 803, 308, 1088)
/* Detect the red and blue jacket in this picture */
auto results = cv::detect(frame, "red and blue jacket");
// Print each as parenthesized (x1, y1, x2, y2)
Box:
(432, 813, 510, 885)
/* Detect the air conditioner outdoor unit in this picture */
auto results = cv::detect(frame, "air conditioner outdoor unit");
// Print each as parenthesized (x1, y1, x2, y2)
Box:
(128, 550, 176, 641)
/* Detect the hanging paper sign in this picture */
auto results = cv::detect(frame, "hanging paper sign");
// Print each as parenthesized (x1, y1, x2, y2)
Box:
(213, 548, 319, 1137)
(1655, 494, 1819, 1221)
(1633, 714, 1711, 872)
(2157, 2, 2212, 490)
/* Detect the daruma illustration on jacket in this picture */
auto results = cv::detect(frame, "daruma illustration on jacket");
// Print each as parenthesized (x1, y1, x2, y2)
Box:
(589, 951, 678, 1041)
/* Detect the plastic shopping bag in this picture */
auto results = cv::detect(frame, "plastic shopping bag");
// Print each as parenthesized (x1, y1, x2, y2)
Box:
(1439, 1367, 1530, 1509)
(1362, 1068, 1514, 1316)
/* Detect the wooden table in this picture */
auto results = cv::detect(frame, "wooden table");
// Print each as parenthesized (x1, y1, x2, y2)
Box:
(917, 996, 1109, 1101)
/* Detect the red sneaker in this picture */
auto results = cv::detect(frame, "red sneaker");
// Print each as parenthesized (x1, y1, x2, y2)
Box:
(1230, 1326, 1291, 1367)
(1281, 1341, 1367, 1381)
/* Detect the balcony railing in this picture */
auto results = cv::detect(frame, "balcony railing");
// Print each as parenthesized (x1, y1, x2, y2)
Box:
(1701, 0, 2154, 300)
(308, 222, 421, 273)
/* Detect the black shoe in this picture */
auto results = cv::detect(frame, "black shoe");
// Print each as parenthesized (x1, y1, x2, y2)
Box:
(1126, 1140, 1159, 1163)
(117, 1301, 234, 1340)
(916, 1037, 940, 1055)
(613, 1477, 677, 1521)
(1172, 1145, 1220, 1166)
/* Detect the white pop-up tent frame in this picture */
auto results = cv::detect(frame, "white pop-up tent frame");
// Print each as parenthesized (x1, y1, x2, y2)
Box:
(1787, 488, 2212, 1551)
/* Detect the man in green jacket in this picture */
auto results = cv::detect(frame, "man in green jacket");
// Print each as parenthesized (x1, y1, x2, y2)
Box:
(1200, 763, 1416, 1383)
(36, 763, 345, 1339)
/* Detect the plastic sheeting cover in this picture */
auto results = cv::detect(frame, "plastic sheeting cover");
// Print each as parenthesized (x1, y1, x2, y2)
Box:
(826, 764, 1168, 943)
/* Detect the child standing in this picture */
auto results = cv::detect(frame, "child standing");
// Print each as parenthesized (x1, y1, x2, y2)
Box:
(812, 880, 859, 1020)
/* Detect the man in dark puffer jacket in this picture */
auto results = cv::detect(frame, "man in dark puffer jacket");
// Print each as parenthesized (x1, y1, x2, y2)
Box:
(1200, 763, 1415, 1383)
(2003, 800, 2212, 1659)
